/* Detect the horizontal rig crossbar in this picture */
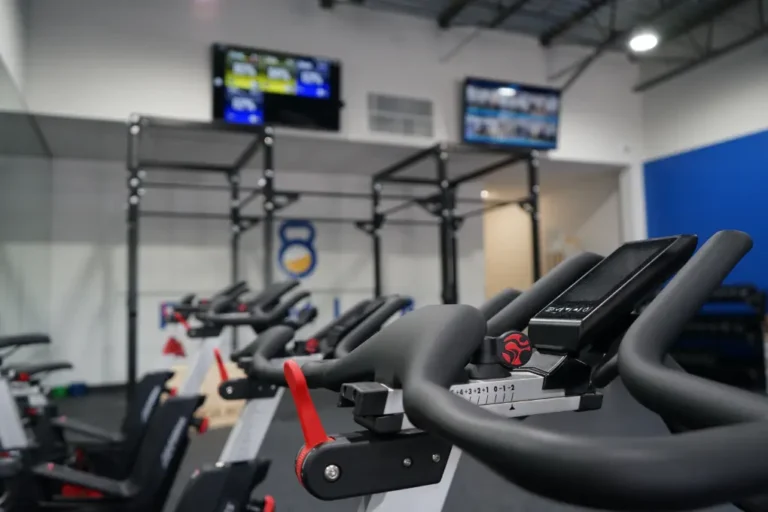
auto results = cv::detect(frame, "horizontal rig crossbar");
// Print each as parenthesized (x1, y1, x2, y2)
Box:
(133, 115, 264, 136)
(449, 153, 529, 186)
(143, 181, 261, 193)
(139, 210, 437, 227)
(140, 210, 261, 223)
(373, 143, 442, 181)
(138, 160, 235, 173)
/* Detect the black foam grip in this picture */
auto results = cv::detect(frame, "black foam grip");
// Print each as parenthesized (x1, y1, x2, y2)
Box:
(249, 325, 298, 383)
(230, 339, 260, 362)
(247, 279, 300, 309)
(301, 305, 485, 390)
(619, 230, 768, 427)
(0, 334, 51, 350)
(333, 296, 412, 358)
(477, 289, 521, 321)
(486, 252, 603, 336)
(307, 299, 372, 341)
(213, 281, 248, 300)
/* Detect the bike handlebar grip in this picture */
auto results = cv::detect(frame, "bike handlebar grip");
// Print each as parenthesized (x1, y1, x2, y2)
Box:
(301, 305, 485, 391)
(307, 299, 371, 341)
(213, 281, 248, 301)
(230, 338, 261, 362)
(248, 280, 300, 309)
(333, 296, 413, 358)
(619, 230, 768, 428)
(486, 252, 603, 336)
(249, 325, 297, 383)
(261, 291, 311, 323)
(477, 289, 521, 321)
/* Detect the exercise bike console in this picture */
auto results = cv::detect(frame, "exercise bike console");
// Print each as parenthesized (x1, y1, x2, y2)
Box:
(529, 235, 696, 355)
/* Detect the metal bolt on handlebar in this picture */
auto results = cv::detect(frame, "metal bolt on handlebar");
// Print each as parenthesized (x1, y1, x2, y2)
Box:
(264, 137, 274, 146)
(441, 180, 449, 188)
(265, 169, 274, 178)
(324, 464, 340, 482)
(432, 454, 441, 463)
(402, 458, 412, 468)
(138, 170, 146, 179)
(130, 125, 140, 135)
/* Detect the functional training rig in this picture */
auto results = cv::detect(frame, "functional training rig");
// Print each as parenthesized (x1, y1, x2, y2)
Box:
(125, 115, 539, 394)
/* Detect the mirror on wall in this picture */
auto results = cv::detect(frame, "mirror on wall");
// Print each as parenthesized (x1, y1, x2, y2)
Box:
(0, 56, 53, 351)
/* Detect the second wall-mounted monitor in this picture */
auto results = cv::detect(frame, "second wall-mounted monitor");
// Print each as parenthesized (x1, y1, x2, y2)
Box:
(212, 43, 342, 131)
(462, 77, 561, 151)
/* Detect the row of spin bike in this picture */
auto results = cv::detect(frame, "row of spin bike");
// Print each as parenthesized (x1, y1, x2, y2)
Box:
(3, 230, 768, 511)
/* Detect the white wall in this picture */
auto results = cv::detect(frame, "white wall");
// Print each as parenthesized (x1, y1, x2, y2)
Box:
(0, 0, 25, 89)
(484, 171, 621, 294)
(24, 0, 647, 239)
(1, 156, 483, 384)
(643, 37, 768, 160)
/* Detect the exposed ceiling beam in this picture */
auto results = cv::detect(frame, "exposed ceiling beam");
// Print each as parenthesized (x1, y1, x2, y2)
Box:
(539, 0, 612, 47)
(660, 0, 752, 43)
(437, 0, 478, 28)
(635, 21, 768, 91)
(559, 0, 684, 91)
(486, 0, 534, 29)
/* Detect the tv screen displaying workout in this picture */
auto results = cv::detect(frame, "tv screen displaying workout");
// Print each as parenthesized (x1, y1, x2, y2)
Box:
(212, 43, 342, 131)
(462, 77, 561, 150)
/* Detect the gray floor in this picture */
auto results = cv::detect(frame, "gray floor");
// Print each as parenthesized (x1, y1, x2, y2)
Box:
(57, 383, 736, 512)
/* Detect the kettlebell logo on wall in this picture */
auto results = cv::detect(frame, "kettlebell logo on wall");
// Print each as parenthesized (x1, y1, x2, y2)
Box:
(278, 219, 317, 278)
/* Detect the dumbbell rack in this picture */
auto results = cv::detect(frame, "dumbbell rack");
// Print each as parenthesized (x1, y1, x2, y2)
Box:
(670, 285, 767, 392)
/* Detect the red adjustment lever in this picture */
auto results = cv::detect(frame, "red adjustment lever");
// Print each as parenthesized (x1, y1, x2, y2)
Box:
(284, 360, 332, 484)
(173, 312, 190, 331)
(163, 337, 186, 357)
(16, 372, 30, 383)
(213, 348, 229, 382)
(263, 495, 276, 512)
(192, 417, 209, 434)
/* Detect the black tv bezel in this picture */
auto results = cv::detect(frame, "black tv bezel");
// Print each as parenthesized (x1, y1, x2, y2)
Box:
(460, 76, 562, 151)
(211, 42, 342, 131)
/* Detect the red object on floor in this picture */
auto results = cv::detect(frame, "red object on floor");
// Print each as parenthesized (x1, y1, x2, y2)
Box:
(163, 337, 186, 357)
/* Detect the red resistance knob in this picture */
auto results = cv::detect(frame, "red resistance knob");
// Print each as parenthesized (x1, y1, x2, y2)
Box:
(497, 331, 533, 368)
(283, 360, 332, 484)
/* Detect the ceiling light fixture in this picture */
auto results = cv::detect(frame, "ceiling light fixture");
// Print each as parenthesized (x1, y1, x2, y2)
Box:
(628, 30, 660, 53)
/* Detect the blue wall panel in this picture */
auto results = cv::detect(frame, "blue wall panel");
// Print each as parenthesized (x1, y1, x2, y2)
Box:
(645, 130, 768, 287)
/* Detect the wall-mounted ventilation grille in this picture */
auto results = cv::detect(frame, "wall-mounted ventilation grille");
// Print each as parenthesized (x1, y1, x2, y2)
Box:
(368, 93, 433, 137)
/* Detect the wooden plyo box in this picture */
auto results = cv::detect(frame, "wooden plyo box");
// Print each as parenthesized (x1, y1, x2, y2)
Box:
(166, 362, 246, 430)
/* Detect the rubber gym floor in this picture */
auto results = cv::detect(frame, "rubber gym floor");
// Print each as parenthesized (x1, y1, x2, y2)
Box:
(57, 383, 733, 512)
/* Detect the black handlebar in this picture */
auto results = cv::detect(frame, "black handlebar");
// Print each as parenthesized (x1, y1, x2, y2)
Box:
(244, 280, 300, 309)
(334, 296, 412, 357)
(250, 295, 410, 387)
(620, 230, 768, 427)
(486, 252, 603, 336)
(477, 288, 521, 321)
(397, 231, 768, 511)
(204, 291, 310, 328)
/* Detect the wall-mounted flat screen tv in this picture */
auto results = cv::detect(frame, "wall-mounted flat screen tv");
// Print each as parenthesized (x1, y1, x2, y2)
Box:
(212, 43, 342, 131)
(462, 77, 561, 150)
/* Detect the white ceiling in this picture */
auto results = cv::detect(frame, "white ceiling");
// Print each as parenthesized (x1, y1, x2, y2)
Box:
(0, 113, 621, 188)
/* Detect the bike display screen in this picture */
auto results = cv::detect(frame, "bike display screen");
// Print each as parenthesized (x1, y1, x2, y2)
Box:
(559, 239, 673, 304)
